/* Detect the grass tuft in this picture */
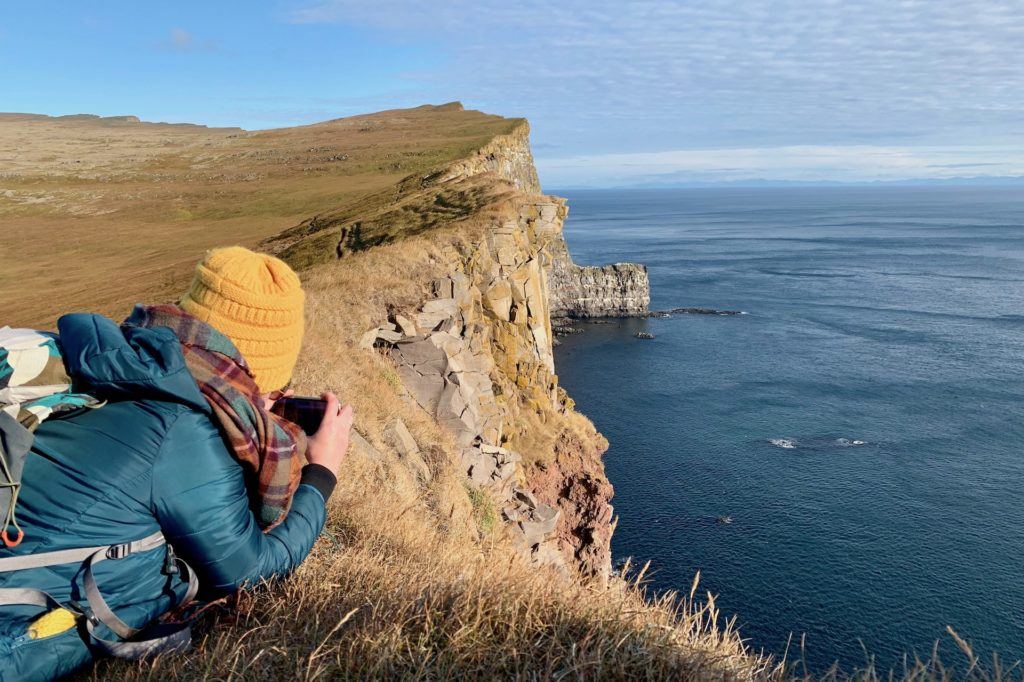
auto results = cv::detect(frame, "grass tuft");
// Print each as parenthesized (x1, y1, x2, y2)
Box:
(466, 485, 498, 536)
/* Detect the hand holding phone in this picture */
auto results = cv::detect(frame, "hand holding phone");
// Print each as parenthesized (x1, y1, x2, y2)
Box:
(279, 392, 352, 477)
(271, 395, 331, 436)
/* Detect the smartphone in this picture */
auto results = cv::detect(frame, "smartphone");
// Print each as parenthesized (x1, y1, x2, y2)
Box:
(270, 396, 329, 436)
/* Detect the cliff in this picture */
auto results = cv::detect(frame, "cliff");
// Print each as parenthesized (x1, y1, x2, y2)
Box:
(254, 112, 771, 678)
(549, 243, 651, 318)
(266, 118, 621, 577)
(264, 119, 654, 578)
(7, 104, 774, 679)
(438, 123, 652, 320)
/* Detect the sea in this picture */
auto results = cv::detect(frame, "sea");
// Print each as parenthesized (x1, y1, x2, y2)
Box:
(550, 186, 1024, 673)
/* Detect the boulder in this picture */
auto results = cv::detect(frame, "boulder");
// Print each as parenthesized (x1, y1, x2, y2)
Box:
(431, 277, 455, 298)
(350, 431, 384, 463)
(463, 445, 497, 486)
(416, 310, 451, 331)
(450, 271, 473, 306)
(358, 329, 379, 349)
(384, 417, 432, 482)
(436, 381, 477, 445)
(503, 497, 561, 548)
(463, 442, 520, 495)
(512, 487, 539, 510)
(421, 298, 459, 315)
(376, 328, 404, 343)
(393, 362, 446, 416)
(391, 337, 448, 374)
(394, 314, 418, 337)
(482, 281, 513, 321)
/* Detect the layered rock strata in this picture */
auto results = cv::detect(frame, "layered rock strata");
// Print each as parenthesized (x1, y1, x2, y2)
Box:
(360, 190, 613, 576)
(352, 121, 638, 579)
(431, 122, 542, 193)
(548, 234, 650, 319)
(433, 120, 650, 320)
(359, 204, 553, 569)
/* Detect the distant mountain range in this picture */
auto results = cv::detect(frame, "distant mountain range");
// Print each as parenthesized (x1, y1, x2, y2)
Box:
(569, 175, 1024, 190)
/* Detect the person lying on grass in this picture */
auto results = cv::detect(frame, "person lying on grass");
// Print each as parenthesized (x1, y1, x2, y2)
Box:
(0, 246, 352, 681)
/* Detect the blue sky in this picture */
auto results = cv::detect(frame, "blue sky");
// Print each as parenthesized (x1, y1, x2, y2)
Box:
(2, 1, 1022, 187)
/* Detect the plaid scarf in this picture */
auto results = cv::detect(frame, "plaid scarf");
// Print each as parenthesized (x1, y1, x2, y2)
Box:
(125, 304, 306, 530)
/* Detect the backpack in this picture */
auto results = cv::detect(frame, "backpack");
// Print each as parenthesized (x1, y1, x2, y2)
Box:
(0, 327, 103, 547)
(0, 326, 198, 659)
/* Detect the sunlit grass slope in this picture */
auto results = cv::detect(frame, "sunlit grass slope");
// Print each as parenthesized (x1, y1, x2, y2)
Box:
(0, 103, 517, 328)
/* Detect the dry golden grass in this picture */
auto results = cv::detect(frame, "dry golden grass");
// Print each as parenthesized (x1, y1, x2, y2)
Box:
(87, 448, 784, 681)
(1, 104, 518, 328)
(77, 210, 785, 680)
(10, 105, 1014, 681)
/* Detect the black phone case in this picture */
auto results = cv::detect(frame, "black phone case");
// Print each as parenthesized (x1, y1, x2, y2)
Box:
(271, 396, 327, 436)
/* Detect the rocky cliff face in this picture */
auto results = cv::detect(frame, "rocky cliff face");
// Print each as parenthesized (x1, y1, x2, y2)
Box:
(349, 124, 638, 578)
(548, 237, 651, 318)
(278, 119, 638, 579)
(359, 190, 614, 577)
(444, 122, 651, 320)
(431, 123, 542, 193)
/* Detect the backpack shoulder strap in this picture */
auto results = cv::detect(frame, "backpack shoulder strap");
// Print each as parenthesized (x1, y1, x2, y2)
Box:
(0, 531, 199, 659)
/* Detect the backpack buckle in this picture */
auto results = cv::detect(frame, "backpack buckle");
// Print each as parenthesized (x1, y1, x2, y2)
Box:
(106, 543, 131, 560)
(163, 544, 180, 575)
(65, 600, 97, 625)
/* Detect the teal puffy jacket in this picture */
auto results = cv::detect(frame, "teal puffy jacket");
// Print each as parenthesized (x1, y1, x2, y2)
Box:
(0, 314, 332, 681)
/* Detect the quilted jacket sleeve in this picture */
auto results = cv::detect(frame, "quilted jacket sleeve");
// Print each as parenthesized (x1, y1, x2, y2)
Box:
(151, 409, 330, 593)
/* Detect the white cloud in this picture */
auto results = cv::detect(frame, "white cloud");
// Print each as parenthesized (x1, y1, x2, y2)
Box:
(289, 0, 1024, 183)
(536, 144, 1024, 187)
(158, 27, 217, 53)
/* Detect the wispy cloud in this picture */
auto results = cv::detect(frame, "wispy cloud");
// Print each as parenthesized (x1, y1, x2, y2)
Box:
(158, 27, 217, 53)
(536, 144, 1024, 187)
(289, 0, 1024, 183)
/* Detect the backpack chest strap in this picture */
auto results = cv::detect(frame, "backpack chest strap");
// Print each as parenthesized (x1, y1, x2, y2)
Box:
(0, 530, 167, 573)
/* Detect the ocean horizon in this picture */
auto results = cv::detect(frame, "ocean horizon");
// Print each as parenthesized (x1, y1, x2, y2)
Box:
(552, 185, 1024, 673)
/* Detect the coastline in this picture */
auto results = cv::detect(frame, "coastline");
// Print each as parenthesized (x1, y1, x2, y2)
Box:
(550, 184, 1024, 672)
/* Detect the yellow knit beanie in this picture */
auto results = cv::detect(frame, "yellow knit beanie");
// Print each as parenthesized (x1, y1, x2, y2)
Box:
(180, 246, 305, 393)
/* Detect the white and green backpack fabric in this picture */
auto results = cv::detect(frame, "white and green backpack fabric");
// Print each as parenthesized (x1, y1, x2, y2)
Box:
(0, 327, 103, 547)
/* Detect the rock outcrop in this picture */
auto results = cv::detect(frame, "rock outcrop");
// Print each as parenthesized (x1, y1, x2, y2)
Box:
(549, 262, 650, 318)
(357, 175, 618, 577)
(286, 116, 626, 579)
(430, 118, 542, 193)
(523, 194, 649, 320)
(436, 116, 650, 321)
(548, 232, 650, 318)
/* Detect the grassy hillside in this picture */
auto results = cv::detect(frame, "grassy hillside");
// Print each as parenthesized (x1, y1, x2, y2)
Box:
(5, 105, 996, 680)
(1, 103, 518, 328)
(4, 104, 777, 680)
(86, 220, 780, 681)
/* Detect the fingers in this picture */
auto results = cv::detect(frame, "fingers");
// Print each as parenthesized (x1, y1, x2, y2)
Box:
(314, 393, 346, 438)
(264, 390, 284, 411)
(321, 392, 341, 419)
(338, 403, 354, 430)
(305, 395, 353, 474)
